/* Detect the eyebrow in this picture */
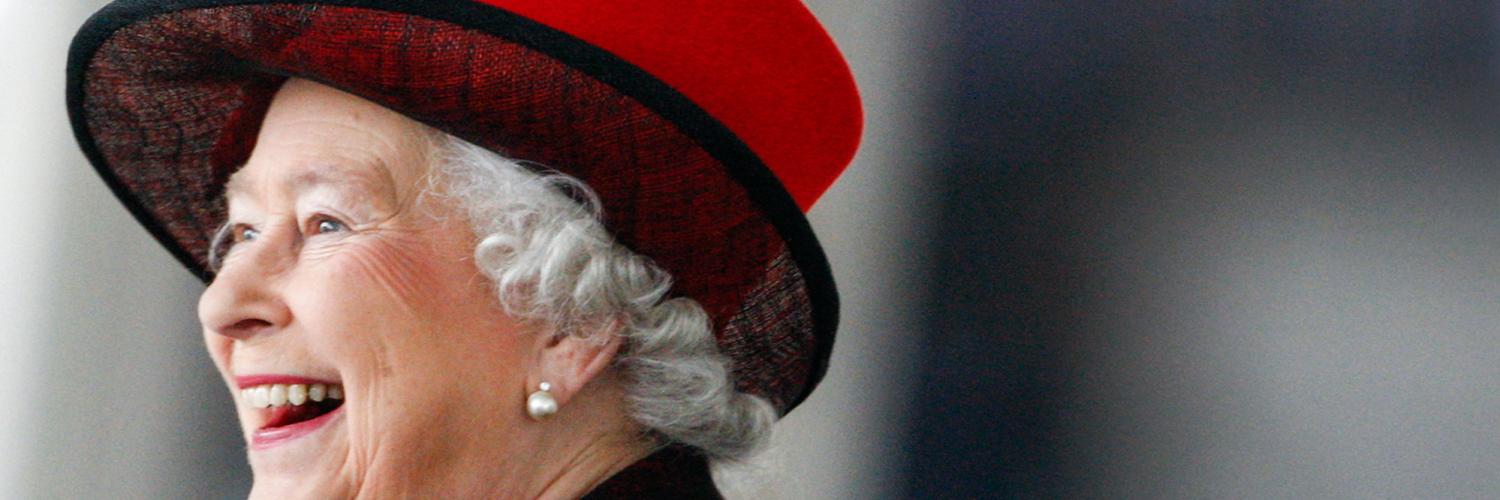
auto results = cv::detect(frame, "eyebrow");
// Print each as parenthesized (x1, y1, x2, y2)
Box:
(224, 163, 398, 204)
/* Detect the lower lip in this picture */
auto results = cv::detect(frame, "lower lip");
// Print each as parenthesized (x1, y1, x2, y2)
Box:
(251, 406, 344, 450)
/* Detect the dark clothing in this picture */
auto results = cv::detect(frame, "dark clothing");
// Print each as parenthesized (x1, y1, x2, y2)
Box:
(582, 447, 723, 499)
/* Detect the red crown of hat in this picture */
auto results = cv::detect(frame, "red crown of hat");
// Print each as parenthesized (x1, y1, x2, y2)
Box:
(67, 0, 862, 414)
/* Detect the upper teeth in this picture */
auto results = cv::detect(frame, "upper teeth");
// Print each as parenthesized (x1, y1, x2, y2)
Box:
(241, 383, 342, 409)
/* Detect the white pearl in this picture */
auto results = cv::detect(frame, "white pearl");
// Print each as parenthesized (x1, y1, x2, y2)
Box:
(527, 386, 558, 420)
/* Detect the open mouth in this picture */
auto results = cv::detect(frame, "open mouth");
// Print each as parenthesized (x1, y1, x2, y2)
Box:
(242, 382, 345, 429)
(235, 377, 347, 449)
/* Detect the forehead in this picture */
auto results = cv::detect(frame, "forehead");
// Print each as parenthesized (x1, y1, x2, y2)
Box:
(224, 78, 434, 202)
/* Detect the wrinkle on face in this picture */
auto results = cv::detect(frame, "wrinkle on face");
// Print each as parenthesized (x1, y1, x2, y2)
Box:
(305, 229, 428, 315)
(203, 78, 547, 499)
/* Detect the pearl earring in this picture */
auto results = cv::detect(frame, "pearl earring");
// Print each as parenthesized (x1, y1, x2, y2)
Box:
(527, 382, 558, 420)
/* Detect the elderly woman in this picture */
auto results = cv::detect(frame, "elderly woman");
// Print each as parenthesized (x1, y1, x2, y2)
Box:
(67, 0, 860, 497)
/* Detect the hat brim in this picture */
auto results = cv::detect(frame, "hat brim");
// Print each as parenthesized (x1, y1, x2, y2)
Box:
(67, 0, 837, 414)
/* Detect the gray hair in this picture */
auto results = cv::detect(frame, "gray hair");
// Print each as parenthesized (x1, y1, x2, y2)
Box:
(433, 136, 775, 461)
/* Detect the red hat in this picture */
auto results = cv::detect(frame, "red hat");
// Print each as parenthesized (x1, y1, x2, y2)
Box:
(66, 0, 862, 414)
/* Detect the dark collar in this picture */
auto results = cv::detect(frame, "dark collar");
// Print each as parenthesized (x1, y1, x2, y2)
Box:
(582, 446, 723, 499)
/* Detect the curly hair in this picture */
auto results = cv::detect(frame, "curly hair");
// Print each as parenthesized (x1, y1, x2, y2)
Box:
(433, 136, 775, 461)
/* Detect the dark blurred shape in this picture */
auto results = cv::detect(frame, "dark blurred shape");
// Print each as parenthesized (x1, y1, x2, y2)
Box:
(905, 2, 1500, 498)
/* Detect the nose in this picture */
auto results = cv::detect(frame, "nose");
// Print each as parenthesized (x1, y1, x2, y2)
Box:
(198, 232, 294, 339)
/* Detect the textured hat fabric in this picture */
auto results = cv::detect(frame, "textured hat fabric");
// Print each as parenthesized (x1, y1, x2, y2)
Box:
(67, 0, 862, 414)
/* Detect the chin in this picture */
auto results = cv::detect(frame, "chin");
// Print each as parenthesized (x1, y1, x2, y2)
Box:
(234, 376, 355, 496)
(243, 410, 356, 498)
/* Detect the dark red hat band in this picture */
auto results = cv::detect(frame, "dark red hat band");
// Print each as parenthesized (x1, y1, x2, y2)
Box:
(68, 0, 861, 414)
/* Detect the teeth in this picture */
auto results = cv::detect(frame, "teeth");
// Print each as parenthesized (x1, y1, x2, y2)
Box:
(269, 384, 288, 406)
(309, 384, 326, 402)
(288, 384, 307, 405)
(252, 386, 270, 408)
(241, 383, 342, 409)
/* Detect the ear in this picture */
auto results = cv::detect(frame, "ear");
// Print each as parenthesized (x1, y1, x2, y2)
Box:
(532, 320, 626, 406)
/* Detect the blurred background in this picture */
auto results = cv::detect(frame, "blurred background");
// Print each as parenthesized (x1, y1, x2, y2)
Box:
(3, 1, 1497, 498)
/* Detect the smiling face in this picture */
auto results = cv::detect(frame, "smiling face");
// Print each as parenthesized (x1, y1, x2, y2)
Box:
(197, 79, 546, 497)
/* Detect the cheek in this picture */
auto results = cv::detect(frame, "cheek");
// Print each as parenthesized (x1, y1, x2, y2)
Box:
(289, 237, 451, 367)
(299, 228, 479, 323)
(284, 231, 535, 460)
(332, 234, 451, 313)
(289, 232, 526, 389)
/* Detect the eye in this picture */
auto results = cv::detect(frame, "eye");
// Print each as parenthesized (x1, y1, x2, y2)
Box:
(210, 222, 257, 271)
(311, 216, 347, 235)
(236, 225, 260, 243)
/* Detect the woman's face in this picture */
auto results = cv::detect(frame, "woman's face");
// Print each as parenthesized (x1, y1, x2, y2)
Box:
(198, 79, 538, 497)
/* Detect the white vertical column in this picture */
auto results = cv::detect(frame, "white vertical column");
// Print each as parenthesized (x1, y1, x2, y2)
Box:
(0, 1, 247, 497)
(0, 1, 97, 495)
